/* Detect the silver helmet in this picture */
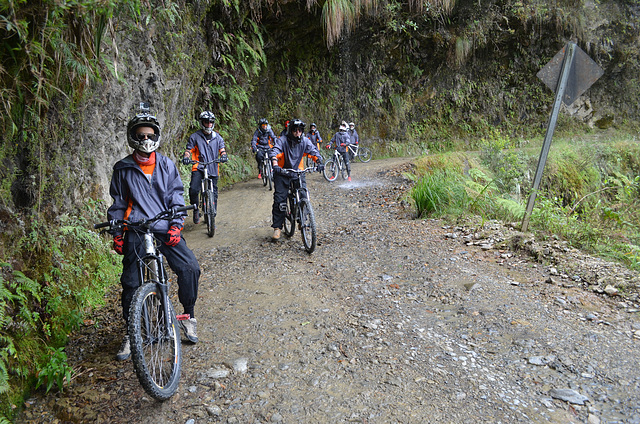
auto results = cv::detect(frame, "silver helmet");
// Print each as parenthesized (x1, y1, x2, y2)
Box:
(199, 111, 216, 134)
(127, 113, 161, 153)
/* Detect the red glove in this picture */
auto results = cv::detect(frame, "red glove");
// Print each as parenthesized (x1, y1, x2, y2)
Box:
(113, 234, 124, 255)
(325, 145, 330, 149)
(166, 226, 181, 246)
(340, 143, 346, 146)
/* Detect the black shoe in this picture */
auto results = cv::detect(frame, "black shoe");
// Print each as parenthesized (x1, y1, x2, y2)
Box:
(193, 210, 200, 224)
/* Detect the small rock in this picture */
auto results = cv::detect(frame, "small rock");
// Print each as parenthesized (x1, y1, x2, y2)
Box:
(549, 388, 589, 405)
(604, 285, 619, 296)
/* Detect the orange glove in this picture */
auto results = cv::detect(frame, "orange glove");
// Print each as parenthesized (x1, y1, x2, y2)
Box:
(166, 226, 181, 246)
(113, 234, 124, 255)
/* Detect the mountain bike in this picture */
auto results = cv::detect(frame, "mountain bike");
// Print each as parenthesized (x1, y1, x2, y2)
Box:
(187, 158, 221, 237)
(258, 147, 273, 191)
(94, 205, 194, 401)
(281, 167, 318, 253)
(347, 143, 372, 163)
(322, 149, 348, 182)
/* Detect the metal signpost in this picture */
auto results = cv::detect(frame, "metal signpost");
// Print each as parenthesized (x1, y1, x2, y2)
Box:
(521, 42, 603, 231)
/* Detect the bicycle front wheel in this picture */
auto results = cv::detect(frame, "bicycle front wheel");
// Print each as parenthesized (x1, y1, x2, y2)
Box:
(283, 195, 295, 237)
(205, 190, 215, 237)
(261, 162, 268, 187)
(266, 162, 273, 191)
(358, 147, 372, 163)
(323, 160, 338, 182)
(299, 200, 317, 253)
(129, 282, 182, 401)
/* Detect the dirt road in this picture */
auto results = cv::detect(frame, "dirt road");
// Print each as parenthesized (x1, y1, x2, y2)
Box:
(19, 157, 640, 423)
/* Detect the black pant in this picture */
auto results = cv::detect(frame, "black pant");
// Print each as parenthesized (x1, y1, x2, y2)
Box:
(339, 150, 351, 176)
(272, 174, 306, 229)
(189, 171, 218, 211)
(255, 147, 269, 170)
(120, 230, 201, 324)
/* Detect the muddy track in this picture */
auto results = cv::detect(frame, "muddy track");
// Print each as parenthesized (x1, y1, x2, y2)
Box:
(18, 157, 640, 424)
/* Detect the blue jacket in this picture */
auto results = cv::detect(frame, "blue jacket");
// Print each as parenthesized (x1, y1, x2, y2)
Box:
(185, 130, 225, 177)
(307, 129, 323, 146)
(270, 135, 323, 170)
(252, 127, 277, 150)
(107, 152, 185, 234)
(329, 130, 350, 153)
(348, 128, 359, 144)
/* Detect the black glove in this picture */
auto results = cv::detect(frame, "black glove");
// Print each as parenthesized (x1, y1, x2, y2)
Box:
(182, 156, 191, 165)
(273, 166, 286, 176)
(220, 154, 228, 163)
(316, 162, 325, 172)
(197, 163, 204, 171)
(251, 146, 256, 153)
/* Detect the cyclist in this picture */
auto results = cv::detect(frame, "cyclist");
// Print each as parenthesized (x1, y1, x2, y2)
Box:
(307, 123, 323, 151)
(269, 118, 324, 240)
(182, 111, 228, 224)
(108, 111, 201, 361)
(251, 118, 277, 179)
(348, 122, 359, 160)
(327, 121, 352, 181)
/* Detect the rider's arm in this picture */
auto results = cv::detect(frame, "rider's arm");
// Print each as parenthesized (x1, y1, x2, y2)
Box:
(165, 159, 186, 231)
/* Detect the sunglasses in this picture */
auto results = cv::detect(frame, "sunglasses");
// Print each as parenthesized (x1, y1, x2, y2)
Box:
(135, 132, 159, 141)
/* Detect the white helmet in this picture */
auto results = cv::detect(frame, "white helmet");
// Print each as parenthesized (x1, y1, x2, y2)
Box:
(339, 121, 348, 131)
(127, 113, 161, 153)
(199, 111, 216, 134)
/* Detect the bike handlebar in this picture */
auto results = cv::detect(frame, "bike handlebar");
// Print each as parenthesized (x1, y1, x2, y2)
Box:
(187, 158, 222, 166)
(94, 205, 196, 230)
(281, 166, 317, 174)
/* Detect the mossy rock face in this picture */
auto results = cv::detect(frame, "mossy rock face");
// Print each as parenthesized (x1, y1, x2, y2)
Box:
(595, 115, 615, 129)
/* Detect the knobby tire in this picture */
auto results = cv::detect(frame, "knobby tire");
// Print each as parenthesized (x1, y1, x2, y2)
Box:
(129, 282, 182, 401)
(205, 190, 215, 238)
(299, 200, 317, 253)
(323, 160, 338, 182)
(358, 147, 372, 163)
(266, 162, 273, 191)
(261, 162, 268, 187)
(283, 195, 295, 237)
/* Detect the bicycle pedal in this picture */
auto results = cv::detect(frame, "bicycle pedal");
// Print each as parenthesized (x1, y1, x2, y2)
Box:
(175, 314, 191, 321)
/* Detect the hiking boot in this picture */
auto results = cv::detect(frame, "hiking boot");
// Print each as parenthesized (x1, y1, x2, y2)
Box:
(116, 335, 130, 361)
(348, 176, 352, 182)
(258, 173, 262, 179)
(180, 318, 198, 344)
(272, 228, 281, 240)
(193, 210, 200, 224)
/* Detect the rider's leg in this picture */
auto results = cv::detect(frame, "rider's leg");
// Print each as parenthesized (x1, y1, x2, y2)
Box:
(271, 175, 290, 229)
(342, 151, 351, 177)
(189, 171, 203, 207)
(160, 239, 201, 319)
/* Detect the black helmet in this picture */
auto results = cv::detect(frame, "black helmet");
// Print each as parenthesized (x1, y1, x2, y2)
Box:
(127, 113, 161, 153)
(287, 119, 306, 143)
(199, 111, 216, 134)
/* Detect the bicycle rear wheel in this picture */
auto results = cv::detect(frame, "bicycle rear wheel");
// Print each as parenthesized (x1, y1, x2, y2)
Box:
(340, 158, 348, 180)
(299, 200, 317, 253)
(205, 190, 215, 237)
(358, 147, 372, 163)
(323, 160, 338, 182)
(283, 195, 295, 237)
(129, 282, 182, 401)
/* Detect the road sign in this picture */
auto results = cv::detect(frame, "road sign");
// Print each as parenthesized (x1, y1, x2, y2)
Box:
(537, 43, 604, 107)
(521, 42, 603, 232)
